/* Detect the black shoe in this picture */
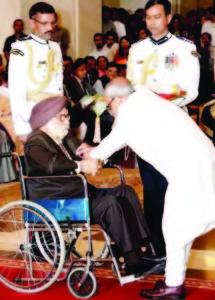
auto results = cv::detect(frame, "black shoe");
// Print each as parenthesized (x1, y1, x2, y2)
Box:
(125, 258, 166, 278)
(141, 252, 166, 262)
(139, 280, 186, 299)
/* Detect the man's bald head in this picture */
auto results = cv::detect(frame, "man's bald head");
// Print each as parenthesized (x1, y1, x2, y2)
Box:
(105, 77, 133, 100)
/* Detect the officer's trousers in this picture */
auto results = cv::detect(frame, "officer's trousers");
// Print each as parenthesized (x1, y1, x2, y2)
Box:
(137, 156, 168, 256)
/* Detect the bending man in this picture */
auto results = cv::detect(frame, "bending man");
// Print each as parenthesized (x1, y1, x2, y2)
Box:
(77, 77, 215, 299)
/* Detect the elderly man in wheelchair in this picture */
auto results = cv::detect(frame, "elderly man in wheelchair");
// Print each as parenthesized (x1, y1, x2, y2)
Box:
(0, 96, 165, 298)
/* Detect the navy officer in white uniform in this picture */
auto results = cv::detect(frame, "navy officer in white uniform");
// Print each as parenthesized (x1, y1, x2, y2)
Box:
(126, 0, 200, 258)
(9, 2, 63, 142)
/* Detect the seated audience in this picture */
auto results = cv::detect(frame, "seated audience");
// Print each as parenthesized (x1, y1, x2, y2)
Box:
(103, 31, 119, 61)
(134, 8, 145, 23)
(89, 33, 112, 61)
(66, 58, 95, 104)
(169, 13, 184, 36)
(196, 32, 214, 104)
(114, 36, 131, 63)
(24, 97, 165, 278)
(64, 58, 97, 143)
(110, 8, 126, 39)
(3, 19, 27, 78)
(201, 6, 215, 60)
(84, 56, 98, 86)
(94, 61, 119, 95)
(126, 15, 139, 44)
(63, 55, 73, 92)
(118, 8, 130, 26)
(186, 9, 202, 36)
(118, 63, 127, 78)
(138, 22, 148, 40)
(102, 6, 117, 35)
(0, 127, 16, 183)
(96, 56, 108, 78)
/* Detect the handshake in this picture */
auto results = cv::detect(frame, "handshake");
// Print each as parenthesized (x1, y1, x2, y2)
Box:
(76, 143, 102, 176)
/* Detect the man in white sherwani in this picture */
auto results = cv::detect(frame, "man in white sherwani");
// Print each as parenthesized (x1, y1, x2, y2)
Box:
(77, 77, 215, 299)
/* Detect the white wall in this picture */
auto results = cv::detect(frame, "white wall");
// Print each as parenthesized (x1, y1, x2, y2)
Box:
(0, 0, 21, 64)
(120, 0, 148, 13)
(119, 0, 179, 14)
(19, 0, 74, 57)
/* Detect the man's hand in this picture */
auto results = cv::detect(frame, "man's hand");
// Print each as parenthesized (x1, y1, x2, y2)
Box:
(76, 142, 93, 159)
(80, 158, 99, 176)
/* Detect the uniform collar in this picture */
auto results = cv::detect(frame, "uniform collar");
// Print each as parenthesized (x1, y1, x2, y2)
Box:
(30, 32, 49, 45)
(149, 32, 172, 45)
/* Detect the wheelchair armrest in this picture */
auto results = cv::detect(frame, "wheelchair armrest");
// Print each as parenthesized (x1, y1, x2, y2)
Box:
(102, 159, 125, 185)
(23, 173, 89, 200)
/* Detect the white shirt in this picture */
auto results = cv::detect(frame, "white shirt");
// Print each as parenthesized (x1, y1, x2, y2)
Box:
(103, 43, 119, 61)
(201, 21, 215, 46)
(91, 86, 215, 250)
(127, 32, 200, 106)
(113, 21, 126, 39)
(9, 33, 63, 136)
(89, 46, 112, 62)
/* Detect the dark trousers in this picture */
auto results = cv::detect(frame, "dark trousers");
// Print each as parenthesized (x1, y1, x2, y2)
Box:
(68, 105, 114, 145)
(90, 184, 150, 255)
(137, 156, 168, 256)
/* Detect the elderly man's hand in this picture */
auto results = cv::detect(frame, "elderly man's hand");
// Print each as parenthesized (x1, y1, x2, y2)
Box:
(76, 142, 93, 159)
(80, 158, 99, 176)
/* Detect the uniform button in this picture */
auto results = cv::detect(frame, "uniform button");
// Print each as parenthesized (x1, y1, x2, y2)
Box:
(59, 88, 62, 91)
(153, 79, 157, 82)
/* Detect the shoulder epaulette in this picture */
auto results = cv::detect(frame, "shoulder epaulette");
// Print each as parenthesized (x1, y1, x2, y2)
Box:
(18, 36, 33, 42)
(175, 35, 194, 44)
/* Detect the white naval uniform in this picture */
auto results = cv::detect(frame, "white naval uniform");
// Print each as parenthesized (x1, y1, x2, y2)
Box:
(9, 33, 63, 136)
(90, 85, 215, 285)
(127, 32, 200, 107)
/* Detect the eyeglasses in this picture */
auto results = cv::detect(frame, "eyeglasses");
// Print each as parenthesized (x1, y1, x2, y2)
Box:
(56, 113, 69, 122)
(107, 98, 115, 110)
(32, 18, 56, 26)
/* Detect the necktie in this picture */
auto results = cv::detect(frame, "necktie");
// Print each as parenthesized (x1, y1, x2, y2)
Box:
(81, 81, 88, 94)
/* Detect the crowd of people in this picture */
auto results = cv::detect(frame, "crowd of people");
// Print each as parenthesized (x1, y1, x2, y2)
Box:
(1, 1, 215, 300)
(1, 4, 215, 147)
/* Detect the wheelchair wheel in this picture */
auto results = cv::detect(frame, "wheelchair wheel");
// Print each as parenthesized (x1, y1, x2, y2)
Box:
(33, 231, 61, 265)
(0, 200, 65, 293)
(67, 267, 97, 298)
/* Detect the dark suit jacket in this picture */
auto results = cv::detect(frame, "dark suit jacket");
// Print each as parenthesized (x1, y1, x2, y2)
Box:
(24, 130, 87, 200)
(65, 76, 96, 104)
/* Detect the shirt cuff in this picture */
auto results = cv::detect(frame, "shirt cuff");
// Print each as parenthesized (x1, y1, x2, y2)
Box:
(74, 161, 81, 173)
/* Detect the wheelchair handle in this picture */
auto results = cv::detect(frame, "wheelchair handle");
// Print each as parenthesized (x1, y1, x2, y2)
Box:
(103, 160, 125, 185)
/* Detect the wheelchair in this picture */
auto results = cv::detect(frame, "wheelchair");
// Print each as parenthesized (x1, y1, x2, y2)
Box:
(0, 152, 139, 298)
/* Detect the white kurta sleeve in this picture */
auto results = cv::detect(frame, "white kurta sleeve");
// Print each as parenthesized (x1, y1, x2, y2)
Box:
(172, 43, 200, 107)
(9, 42, 31, 136)
(90, 106, 129, 160)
